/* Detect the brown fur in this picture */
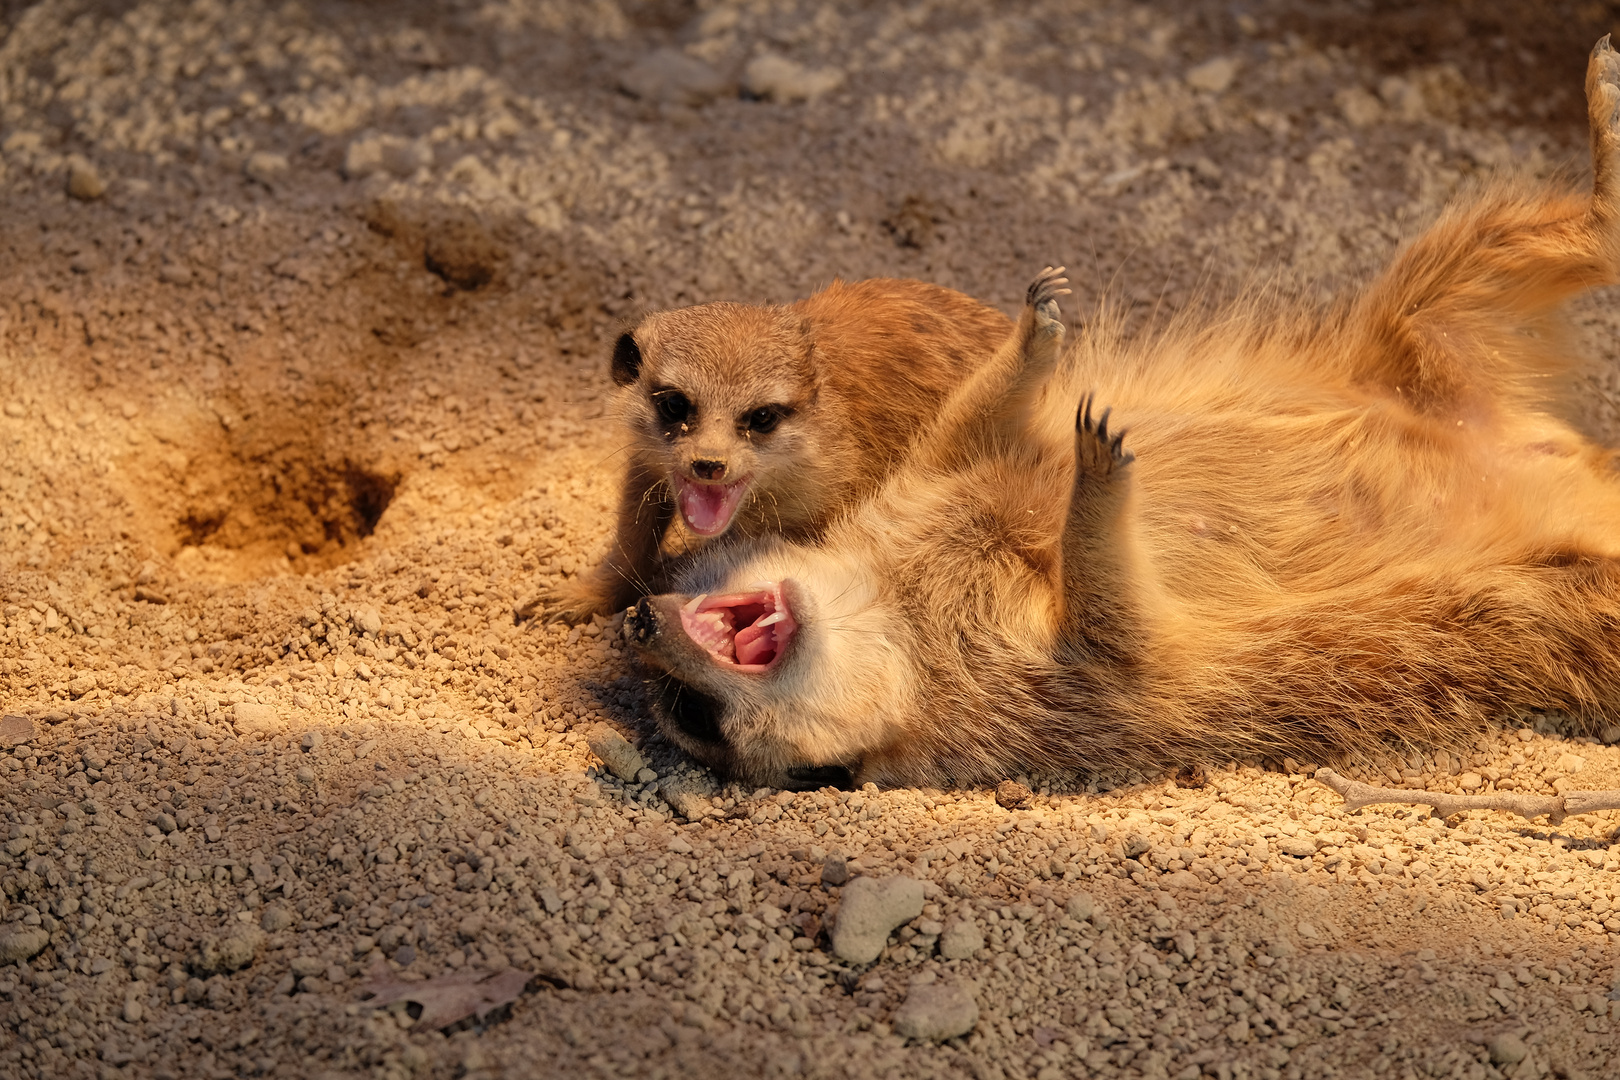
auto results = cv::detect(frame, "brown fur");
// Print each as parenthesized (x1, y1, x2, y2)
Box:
(629, 39, 1620, 790)
(545, 278, 1011, 621)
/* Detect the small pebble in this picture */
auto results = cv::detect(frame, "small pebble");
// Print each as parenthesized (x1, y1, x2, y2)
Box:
(65, 156, 106, 200)
(821, 851, 849, 887)
(244, 151, 289, 184)
(0, 715, 34, 746)
(586, 727, 645, 782)
(1488, 1032, 1529, 1066)
(234, 702, 281, 735)
(938, 920, 984, 960)
(618, 48, 729, 106)
(743, 53, 845, 101)
(995, 780, 1033, 810)
(893, 982, 979, 1041)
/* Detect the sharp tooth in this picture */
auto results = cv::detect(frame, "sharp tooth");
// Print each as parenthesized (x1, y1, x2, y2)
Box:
(682, 593, 708, 614)
(756, 612, 785, 627)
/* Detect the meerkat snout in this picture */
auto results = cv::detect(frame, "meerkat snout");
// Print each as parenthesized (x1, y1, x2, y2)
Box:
(691, 458, 727, 481)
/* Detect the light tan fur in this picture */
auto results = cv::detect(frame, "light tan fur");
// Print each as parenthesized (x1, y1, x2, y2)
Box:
(546, 278, 1012, 621)
(629, 40, 1620, 791)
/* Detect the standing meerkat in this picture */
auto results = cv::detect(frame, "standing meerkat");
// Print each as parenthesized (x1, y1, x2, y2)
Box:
(626, 39, 1620, 791)
(543, 277, 1012, 622)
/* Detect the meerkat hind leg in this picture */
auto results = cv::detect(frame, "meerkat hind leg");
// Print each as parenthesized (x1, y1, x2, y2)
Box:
(1058, 394, 1141, 660)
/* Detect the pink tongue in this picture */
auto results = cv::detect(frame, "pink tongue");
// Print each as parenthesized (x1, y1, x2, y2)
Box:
(680, 479, 745, 536)
(734, 623, 778, 666)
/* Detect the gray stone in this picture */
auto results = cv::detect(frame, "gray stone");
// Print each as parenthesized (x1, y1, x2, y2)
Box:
(1064, 891, 1096, 922)
(830, 875, 925, 964)
(587, 728, 646, 782)
(660, 778, 710, 820)
(893, 983, 979, 1041)
(821, 852, 849, 887)
(0, 925, 50, 964)
(1488, 1032, 1529, 1066)
(261, 906, 295, 932)
(619, 49, 729, 106)
(938, 920, 983, 960)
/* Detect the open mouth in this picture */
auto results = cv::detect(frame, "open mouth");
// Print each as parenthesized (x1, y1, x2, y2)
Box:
(674, 474, 751, 537)
(678, 581, 798, 671)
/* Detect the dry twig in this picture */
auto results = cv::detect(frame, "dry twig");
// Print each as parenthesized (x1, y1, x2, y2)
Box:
(1313, 769, 1620, 825)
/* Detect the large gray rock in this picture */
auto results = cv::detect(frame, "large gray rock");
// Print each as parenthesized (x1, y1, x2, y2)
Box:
(893, 983, 979, 1041)
(830, 875, 924, 964)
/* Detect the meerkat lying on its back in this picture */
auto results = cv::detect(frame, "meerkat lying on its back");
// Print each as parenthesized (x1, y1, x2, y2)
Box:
(626, 39, 1620, 790)
(544, 278, 1011, 622)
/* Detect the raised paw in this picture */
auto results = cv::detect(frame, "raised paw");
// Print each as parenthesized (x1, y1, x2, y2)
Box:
(1589, 35, 1620, 206)
(1075, 392, 1134, 476)
(1026, 265, 1071, 322)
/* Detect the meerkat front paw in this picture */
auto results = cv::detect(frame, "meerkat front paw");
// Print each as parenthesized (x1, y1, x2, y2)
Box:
(1026, 265, 1071, 332)
(1075, 392, 1134, 476)
(524, 572, 627, 625)
(1590, 36, 1620, 204)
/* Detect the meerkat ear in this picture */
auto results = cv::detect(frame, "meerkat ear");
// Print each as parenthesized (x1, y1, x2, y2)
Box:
(610, 332, 643, 386)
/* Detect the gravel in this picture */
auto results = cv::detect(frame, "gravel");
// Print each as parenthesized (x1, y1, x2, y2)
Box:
(3, 2, 1620, 1079)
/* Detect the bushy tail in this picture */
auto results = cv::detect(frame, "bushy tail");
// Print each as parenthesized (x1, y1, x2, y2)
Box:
(1340, 37, 1620, 415)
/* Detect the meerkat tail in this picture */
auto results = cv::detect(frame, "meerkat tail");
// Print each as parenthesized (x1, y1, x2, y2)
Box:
(1056, 394, 1144, 662)
(910, 266, 1071, 473)
(1340, 43, 1620, 415)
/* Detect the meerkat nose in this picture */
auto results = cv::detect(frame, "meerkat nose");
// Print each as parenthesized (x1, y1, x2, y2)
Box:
(691, 458, 727, 481)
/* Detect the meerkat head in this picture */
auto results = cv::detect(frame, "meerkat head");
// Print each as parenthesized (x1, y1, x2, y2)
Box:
(611, 302, 823, 538)
(622, 540, 913, 789)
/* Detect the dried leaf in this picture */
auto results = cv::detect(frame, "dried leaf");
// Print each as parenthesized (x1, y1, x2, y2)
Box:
(359, 962, 533, 1030)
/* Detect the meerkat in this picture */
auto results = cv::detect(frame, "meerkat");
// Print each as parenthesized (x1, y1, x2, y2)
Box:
(542, 278, 1013, 622)
(625, 39, 1620, 791)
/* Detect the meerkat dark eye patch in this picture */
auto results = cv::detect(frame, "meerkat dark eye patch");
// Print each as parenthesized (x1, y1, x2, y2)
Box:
(742, 404, 793, 434)
(784, 764, 855, 791)
(610, 332, 643, 386)
(652, 674, 726, 745)
(652, 388, 692, 425)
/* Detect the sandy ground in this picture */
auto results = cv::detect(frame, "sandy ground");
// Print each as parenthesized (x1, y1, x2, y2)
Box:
(4, 1, 1620, 1078)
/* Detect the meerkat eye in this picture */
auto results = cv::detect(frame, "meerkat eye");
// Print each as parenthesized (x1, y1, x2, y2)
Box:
(653, 391, 691, 425)
(745, 405, 791, 434)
